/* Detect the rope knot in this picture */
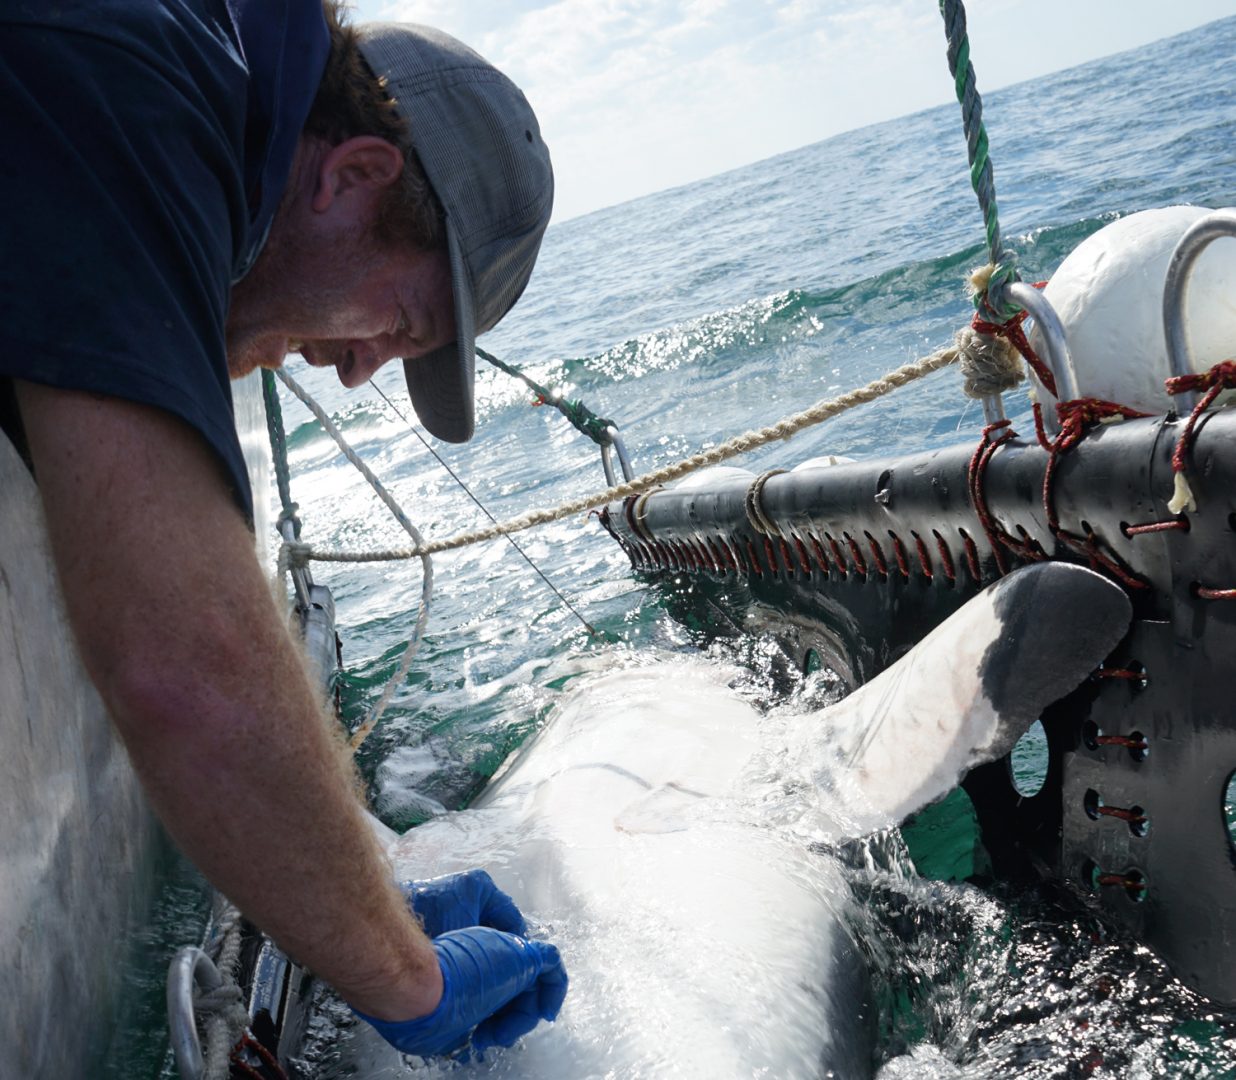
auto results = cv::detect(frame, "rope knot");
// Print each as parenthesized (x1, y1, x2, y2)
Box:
(277, 539, 314, 576)
(954, 324, 1025, 399)
(1165, 359, 1236, 514)
(1165, 358, 1236, 396)
(194, 983, 245, 1017)
(276, 503, 302, 540)
(968, 278, 1059, 398)
(1050, 398, 1150, 453)
(969, 261, 1022, 324)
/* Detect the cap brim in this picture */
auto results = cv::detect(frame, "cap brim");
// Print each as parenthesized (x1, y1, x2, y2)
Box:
(403, 225, 475, 442)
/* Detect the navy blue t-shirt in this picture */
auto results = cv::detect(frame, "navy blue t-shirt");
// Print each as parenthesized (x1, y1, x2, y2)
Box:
(0, 0, 328, 522)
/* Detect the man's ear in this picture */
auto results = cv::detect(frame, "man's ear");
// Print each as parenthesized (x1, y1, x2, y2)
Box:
(311, 136, 404, 213)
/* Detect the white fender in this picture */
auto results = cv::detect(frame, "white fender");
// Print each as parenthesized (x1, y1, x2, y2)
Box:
(1028, 205, 1236, 416)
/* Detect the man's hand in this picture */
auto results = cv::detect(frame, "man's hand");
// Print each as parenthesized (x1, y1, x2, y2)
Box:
(358, 929, 568, 1058)
(401, 869, 526, 938)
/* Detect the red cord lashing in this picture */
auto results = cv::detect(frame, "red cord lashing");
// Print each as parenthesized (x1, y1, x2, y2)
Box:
(966, 419, 1043, 575)
(1197, 585, 1236, 601)
(1123, 519, 1188, 536)
(1032, 399, 1152, 590)
(844, 534, 868, 577)
(1096, 733, 1150, 752)
(889, 532, 911, 579)
(911, 531, 933, 579)
(809, 535, 831, 573)
(793, 537, 812, 575)
(865, 532, 889, 578)
(961, 531, 982, 583)
(231, 1031, 289, 1080)
(1096, 872, 1145, 894)
(1097, 804, 1146, 826)
(934, 531, 956, 583)
(971, 293, 1057, 398)
(826, 534, 848, 578)
(1166, 358, 1236, 467)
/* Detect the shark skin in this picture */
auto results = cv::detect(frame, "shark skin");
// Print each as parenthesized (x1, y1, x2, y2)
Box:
(349, 563, 1130, 1078)
(785, 561, 1133, 839)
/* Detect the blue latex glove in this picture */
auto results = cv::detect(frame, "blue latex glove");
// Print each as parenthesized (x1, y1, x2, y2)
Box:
(401, 868, 526, 938)
(357, 927, 568, 1058)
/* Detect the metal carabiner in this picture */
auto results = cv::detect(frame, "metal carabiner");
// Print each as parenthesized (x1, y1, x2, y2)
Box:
(167, 946, 223, 1080)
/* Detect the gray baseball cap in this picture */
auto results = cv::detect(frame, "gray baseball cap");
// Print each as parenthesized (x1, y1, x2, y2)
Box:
(357, 24, 553, 442)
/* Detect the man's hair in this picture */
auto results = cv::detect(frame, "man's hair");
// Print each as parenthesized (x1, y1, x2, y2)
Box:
(305, 2, 446, 252)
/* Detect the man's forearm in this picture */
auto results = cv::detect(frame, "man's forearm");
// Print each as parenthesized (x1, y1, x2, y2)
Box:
(16, 382, 439, 1020)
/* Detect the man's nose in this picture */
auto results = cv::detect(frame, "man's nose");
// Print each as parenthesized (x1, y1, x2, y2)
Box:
(335, 346, 389, 388)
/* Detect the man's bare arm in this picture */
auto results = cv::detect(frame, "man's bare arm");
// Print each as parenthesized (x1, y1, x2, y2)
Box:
(15, 381, 439, 1021)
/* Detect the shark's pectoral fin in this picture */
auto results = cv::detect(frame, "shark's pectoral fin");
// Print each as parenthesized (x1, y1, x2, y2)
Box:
(800, 562, 1132, 838)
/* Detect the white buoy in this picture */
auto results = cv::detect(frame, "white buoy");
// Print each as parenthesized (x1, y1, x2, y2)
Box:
(1028, 205, 1236, 416)
(671, 465, 754, 491)
(791, 454, 855, 471)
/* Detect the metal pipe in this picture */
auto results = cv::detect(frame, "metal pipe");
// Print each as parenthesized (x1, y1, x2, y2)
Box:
(1162, 208, 1236, 416)
(600, 444, 617, 488)
(981, 394, 1007, 426)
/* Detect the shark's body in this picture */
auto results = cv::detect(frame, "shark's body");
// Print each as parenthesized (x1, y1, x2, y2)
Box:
(345, 564, 1130, 1078)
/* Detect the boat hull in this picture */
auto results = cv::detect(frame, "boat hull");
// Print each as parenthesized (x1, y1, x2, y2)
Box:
(0, 372, 272, 1076)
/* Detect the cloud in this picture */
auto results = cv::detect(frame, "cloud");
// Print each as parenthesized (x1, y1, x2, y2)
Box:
(353, 0, 954, 217)
(353, 0, 1233, 220)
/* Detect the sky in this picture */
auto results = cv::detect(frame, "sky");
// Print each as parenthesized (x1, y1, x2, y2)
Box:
(356, 1, 1234, 223)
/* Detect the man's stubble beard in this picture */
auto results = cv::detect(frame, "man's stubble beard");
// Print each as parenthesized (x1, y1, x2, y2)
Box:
(224, 151, 380, 380)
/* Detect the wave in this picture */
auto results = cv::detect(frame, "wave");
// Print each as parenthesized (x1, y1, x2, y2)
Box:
(486, 213, 1129, 405)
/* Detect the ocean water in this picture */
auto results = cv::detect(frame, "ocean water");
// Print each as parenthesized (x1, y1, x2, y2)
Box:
(112, 14, 1236, 1079)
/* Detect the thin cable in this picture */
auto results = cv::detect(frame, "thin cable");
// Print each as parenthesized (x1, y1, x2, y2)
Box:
(370, 378, 603, 638)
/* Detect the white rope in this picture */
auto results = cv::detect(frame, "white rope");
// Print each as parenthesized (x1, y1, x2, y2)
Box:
(274, 369, 432, 752)
(279, 345, 961, 567)
(200, 905, 248, 1080)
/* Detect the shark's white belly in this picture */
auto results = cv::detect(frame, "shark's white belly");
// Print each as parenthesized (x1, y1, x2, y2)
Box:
(375, 664, 865, 1078)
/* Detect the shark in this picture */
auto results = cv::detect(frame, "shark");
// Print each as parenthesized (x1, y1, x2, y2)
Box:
(342, 562, 1130, 1078)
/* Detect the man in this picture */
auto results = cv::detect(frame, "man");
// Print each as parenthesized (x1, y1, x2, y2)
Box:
(0, 0, 565, 1060)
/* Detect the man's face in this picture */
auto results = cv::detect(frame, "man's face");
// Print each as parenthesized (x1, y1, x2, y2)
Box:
(292, 242, 455, 388)
(226, 136, 456, 389)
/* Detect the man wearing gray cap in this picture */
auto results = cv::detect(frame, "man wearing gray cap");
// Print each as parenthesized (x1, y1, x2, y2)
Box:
(0, 0, 564, 1061)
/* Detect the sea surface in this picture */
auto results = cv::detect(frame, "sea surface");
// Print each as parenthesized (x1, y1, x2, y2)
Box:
(110, 15, 1236, 1078)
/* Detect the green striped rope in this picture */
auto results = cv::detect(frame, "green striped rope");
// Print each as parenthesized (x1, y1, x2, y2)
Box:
(261, 368, 301, 537)
(478, 347, 617, 448)
(938, 0, 1021, 323)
